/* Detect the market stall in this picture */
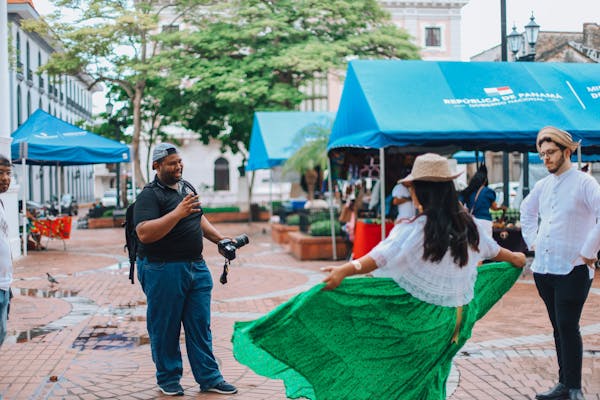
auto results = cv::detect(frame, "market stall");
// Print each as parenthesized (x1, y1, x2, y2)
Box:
(30, 215, 73, 250)
(328, 60, 600, 256)
(247, 111, 337, 248)
(12, 110, 131, 254)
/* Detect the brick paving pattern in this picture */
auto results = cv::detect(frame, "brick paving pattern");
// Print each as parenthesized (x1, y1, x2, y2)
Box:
(1, 219, 599, 399)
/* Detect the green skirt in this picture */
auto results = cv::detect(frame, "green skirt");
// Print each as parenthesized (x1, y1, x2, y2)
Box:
(232, 262, 521, 400)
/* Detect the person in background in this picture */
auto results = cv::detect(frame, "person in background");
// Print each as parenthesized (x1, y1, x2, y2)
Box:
(0, 155, 13, 348)
(391, 180, 415, 223)
(460, 164, 505, 233)
(521, 126, 600, 400)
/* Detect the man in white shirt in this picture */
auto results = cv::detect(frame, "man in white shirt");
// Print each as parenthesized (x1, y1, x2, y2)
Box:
(0, 155, 13, 347)
(520, 127, 600, 400)
(392, 181, 415, 223)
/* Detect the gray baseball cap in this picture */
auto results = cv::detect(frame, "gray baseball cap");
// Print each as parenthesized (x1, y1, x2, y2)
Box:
(152, 143, 179, 163)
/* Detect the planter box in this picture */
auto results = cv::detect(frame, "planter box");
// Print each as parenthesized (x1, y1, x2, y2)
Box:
(271, 223, 300, 244)
(87, 217, 124, 229)
(205, 211, 249, 223)
(288, 231, 348, 261)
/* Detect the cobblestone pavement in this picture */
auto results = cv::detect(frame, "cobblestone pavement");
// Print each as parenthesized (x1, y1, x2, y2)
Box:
(1, 219, 600, 399)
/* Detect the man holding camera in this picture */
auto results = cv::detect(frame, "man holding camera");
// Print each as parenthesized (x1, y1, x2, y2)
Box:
(134, 143, 237, 396)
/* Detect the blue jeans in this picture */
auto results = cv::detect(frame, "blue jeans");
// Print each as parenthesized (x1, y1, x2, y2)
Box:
(0, 289, 9, 347)
(137, 258, 223, 390)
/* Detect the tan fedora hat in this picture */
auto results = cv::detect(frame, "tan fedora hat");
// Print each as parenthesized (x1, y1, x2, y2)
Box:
(400, 153, 463, 183)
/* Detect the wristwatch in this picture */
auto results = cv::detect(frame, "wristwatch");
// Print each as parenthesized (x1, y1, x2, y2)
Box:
(351, 259, 362, 271)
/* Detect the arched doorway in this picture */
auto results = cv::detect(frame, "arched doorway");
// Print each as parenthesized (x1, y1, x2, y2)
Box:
(214, 157, 230, 191)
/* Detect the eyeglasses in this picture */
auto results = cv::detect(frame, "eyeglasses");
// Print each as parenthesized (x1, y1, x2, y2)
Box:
(538, 148, 561, 159)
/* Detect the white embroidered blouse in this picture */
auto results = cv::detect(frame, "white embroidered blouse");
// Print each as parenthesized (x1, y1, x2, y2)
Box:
(370, 217, 500, 307)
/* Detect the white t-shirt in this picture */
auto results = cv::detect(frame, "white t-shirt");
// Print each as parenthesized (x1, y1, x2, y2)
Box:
(392, 184, 415, 220)
(0, 202, 12, 291)
(370, 217, 500, 307)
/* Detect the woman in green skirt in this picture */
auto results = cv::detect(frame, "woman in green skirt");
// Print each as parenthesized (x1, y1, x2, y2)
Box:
(233, 153, 526, 399)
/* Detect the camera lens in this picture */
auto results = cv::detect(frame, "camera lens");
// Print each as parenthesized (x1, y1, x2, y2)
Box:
(234, 234, 249, 247)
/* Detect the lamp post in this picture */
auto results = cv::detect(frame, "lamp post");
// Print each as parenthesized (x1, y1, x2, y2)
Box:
(506, 13, 540, 198)
(106, 101, 128, 209)
(508, 13, 540, 62)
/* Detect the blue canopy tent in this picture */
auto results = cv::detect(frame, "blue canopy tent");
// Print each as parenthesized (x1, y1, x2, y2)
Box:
(453, 151, 541, 165)
(328, 60, 600, 241)
(12, 109, 130, 165)
(11, 110, 131, 251)
(453, 151, 600, 165)
(247, 111, 336, 171)
(329, 60, 600, 152)
(246, 111, 336, 215)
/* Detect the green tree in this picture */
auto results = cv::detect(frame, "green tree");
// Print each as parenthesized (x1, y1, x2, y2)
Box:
(157, 0, 420, 159)
(23, 0, 211, 186)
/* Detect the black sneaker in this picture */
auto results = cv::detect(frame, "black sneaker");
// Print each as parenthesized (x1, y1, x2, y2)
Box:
(159, 382, 184, 396)
(202, 381, 238, 394)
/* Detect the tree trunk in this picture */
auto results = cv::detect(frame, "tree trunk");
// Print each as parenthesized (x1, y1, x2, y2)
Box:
(132, 81, 146, 188)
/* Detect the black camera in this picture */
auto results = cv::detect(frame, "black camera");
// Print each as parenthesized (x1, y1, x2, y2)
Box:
(218, 234, 249, 261)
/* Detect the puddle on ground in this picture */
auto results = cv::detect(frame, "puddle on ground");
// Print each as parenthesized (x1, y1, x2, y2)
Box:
(17, 288, 80, 298)
(73, 329, 150, 350)
(11, 327, 56, 343)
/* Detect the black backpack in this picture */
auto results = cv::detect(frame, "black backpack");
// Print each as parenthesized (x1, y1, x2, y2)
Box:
(123, 180, 197, 284)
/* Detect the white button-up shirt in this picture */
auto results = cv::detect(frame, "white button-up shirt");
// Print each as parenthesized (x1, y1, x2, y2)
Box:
(520, 166, 600, 278)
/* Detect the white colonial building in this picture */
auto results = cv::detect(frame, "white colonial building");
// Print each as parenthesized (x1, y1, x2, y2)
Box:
(7, 0, 100, 208)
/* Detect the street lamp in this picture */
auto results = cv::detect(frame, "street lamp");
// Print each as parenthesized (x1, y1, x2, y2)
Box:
(506, 13, 540, 198)
(507, 13, 540, 62)
(106, 101, 128, 208)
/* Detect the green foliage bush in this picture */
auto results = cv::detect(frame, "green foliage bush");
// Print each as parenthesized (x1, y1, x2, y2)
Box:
(309, 220, 341, 237)
(286, 214, 300, 225)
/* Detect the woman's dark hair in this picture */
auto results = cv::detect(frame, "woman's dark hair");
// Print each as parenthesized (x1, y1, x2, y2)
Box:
(461, 165, 488, 200)
(413, 180, 480, 267)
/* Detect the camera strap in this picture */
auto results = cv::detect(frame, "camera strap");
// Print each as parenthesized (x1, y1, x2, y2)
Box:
(220, 259, 230, 284)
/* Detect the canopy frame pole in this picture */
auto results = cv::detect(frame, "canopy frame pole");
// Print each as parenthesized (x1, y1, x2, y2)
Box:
(58, 165, 62, 215)
(379, 148, 386, 240)
(21, 157, 27, 257)
(523, 153, 530, 197)
(269, 169, 273, 220)
(327, 157, 337, 260)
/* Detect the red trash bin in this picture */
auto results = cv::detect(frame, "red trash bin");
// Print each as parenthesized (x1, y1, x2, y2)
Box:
(352, 219, 394, 259)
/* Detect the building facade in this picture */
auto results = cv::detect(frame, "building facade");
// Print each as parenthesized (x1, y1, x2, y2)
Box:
(7, 0, 99, 209)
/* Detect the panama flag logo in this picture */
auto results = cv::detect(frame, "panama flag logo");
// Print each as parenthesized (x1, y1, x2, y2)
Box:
(484, 86, 513, 96)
